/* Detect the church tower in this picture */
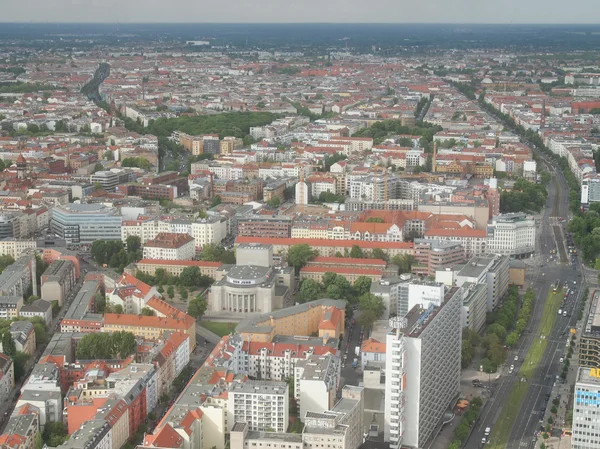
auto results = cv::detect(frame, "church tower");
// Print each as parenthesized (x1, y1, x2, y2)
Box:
(16, 153, 26, 180)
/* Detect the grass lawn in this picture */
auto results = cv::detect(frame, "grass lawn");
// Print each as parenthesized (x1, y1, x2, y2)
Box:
(199, 321, 237, 337)
(488, 288, 564, 449)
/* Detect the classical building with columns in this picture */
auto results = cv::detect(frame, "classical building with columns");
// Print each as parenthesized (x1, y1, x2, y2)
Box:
(209, 244, 294, 314)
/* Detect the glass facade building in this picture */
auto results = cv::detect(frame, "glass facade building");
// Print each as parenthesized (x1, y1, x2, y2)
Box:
(50, 204, 122, 244)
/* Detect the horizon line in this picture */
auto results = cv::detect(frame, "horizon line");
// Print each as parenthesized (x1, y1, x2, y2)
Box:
(2, 21, 600, 25)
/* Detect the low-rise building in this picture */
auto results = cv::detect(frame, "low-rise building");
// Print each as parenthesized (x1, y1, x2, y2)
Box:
(8, 321, 36, 355)
(143, 233, 196, 261)
(20, 299, 53, 327)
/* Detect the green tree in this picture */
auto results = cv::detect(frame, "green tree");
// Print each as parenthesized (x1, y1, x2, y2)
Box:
(126, 235, 141, 253)
(188, 295, 208, 319)
(353, 276, 372, 296)
(43, 422, 68, 447)
(111, 331, 136, 359)
(211, 195, 222, 207)
(288, 244, 317, 272)
(357, 309, 379, 331)
(114, 304, 123, 314)
(349, 245, 364, 259)
(391, 254, 415, 273)
(298, 279, 321, 302)
(141, 307, 155, 316)
(358, 293, 385, 318)
(2, 331, 16, 357)
(179, 266, 201, 287)
(200, 244, 235, 264)
(94, 292, 106, 313)
(371, 248, 389, 262)
(266, 196, 281, 208)
(167, 285, 175, 300)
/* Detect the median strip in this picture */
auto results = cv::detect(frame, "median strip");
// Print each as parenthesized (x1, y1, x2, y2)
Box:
(488, 288, 564, 449)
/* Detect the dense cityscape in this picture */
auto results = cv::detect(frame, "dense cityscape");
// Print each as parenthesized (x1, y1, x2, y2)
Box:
(0, 22, 599, 449)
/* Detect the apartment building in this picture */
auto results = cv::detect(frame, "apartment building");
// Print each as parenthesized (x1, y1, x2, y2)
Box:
(20, 299, 53, 327)
(60, 280, 102, 333)
(103, 312, 196, 353)
(0, 239, 36, 259)
(16, 362, 62, 426)
(0, 296, 23, 320)
(230, 386, 365, 449)
(458, 282, 488, 332)
(0, 354, 14, 405)
(228, 381, 289, 433)
(143, 233, 196, 261)
(456, 255, 510, 311)
(295, 355, 340, 421)
(385, 288, 462, 448)
(300, 266, 384, 283)
(41, 259, 77, 306)
(7, 321, 36, 355)
(0, 253, 36, 300)
(573, 367, 600, 449)
(122, 216, 226, 247)
(0, 412, 39, 449)
(486, 213, 536, 257)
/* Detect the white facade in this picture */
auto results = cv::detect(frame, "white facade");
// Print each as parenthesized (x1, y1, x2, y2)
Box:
(295, 181, 309, 205)
(385, 288, 462, 449)
(122, 216, 226, 247)
(142, 238, 196, 261)
(486, 213, 536, 256)
(573, 367, 600, 449)
(227, 381, 289, 433)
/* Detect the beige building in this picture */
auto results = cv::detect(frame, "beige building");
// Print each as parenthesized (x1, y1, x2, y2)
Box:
(41, 259, 77, 306)
(134, 259, 221, 278)
(220, 137, 243, 155)
(0, 239, 36, 259)
(143, 233, 196, 261)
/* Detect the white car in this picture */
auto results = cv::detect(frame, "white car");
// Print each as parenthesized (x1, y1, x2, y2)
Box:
(514, 355, 518, 361)
(560, 357, 564, 363)
(558, 309, 562, 315)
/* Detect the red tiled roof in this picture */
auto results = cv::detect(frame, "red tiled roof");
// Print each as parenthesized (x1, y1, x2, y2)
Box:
(235, 236, 414, 250)
(361, 338, 386, 353)
(138, 259, 221, 268)
(104, 312, 194, 330)
(300, 266, 383, 276)
(310, 256, 386, 266)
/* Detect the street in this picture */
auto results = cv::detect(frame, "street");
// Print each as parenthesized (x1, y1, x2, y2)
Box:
(465, 157, 585, 449)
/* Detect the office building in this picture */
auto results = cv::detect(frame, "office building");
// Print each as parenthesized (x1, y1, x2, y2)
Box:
(50, 204, 122, 244)
(579, 292, 600, 368)
(413, 239, 465, 276)
(573, 367, 600, 449)
(486, 213, 536, 257)
(385, 288, 462, 448)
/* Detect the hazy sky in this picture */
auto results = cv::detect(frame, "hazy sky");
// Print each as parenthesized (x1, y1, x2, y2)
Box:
(4, 0, 600, 23)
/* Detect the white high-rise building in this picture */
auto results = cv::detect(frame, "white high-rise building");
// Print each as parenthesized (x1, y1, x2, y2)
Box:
(295, 181, 309, 205)
(385, 287, 462, 448)
(486, 213, 536, 257)
(573, 367, 600, 449)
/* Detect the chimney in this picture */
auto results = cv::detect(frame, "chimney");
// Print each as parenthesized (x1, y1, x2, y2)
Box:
(432, 142, 437, 173)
